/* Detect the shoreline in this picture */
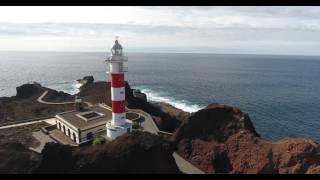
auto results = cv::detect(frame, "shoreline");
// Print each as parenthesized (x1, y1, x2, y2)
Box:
(1, 78, 320, 174)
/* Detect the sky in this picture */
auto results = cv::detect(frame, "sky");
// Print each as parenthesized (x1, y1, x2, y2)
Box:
(0, 6, 320, 55)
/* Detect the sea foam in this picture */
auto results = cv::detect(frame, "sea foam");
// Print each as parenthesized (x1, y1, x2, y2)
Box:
(45, 81, 82, 95)
(138, 87, 204, 113)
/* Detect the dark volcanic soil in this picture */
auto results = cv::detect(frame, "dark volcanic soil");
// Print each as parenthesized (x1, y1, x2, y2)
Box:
(35, 132, 180, 174)
(6, 131, 179, 174)
(0, 122, 49, 174)
(0, 83, 74, 124)
(0, 122, 49, 149)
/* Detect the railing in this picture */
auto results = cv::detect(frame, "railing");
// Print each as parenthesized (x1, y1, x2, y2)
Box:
(106, 56, 128, 62)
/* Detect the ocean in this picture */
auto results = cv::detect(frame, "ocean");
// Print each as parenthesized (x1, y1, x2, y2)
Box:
(1, 51, 320, 142)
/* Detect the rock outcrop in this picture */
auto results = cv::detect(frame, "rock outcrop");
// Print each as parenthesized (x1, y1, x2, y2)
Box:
(78, 76, 94, 90)
(0, 83, 74, 123)
(16, 82, 43, 99)
(174, 103, 320, 174)
(34, 132, 180, 174)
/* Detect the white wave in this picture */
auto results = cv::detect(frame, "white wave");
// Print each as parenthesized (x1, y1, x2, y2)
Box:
(45, 81, 82, 95)
(68, 82, 82, 95)
(138, 87, 204, 113)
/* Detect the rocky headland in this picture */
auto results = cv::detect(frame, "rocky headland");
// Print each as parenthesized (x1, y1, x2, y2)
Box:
(171, 104, 320, 173)
(0, 76, 319, 174)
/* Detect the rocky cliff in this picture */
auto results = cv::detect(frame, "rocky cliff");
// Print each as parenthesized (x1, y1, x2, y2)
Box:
(173, 103, 320, 174)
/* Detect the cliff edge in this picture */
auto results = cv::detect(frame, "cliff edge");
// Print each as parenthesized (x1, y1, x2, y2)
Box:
(172, 103, 320, 174)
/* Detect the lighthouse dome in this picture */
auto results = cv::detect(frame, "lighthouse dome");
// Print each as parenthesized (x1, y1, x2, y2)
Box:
(111, 40, 123, 56)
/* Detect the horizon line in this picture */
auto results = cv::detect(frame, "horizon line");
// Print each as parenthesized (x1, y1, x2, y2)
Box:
(0, 49, 320, 57)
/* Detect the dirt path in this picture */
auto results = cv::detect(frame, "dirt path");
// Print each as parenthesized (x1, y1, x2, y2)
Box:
(37, 90, 93, 106)
(0, 118, 56, 130)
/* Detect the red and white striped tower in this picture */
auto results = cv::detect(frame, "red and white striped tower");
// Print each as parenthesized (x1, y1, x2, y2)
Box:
(105, 38, 132, 140)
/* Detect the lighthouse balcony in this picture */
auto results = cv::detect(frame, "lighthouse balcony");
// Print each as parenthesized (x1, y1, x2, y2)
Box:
(106, 66, 128, 74)
(106, 55, 128, 62)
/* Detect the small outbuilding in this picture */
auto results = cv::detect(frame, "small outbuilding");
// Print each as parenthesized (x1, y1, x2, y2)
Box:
(55, 104, 112, 144)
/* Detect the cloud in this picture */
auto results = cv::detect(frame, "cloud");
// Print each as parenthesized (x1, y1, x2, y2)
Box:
(0, 6, 319, 55)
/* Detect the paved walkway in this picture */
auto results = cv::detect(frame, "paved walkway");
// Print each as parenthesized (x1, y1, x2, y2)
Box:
(123, 105, 205, 174)
(0, 118, 57, 130)
(103, 105, 159, 135)
(173, 152, 205, 174)
(37, 90, 93, 106)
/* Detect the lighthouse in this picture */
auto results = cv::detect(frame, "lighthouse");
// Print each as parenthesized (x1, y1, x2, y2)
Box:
(105, 38, 132, 140)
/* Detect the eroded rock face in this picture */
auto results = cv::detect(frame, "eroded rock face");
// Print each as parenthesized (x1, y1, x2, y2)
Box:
(174, 103, 320, 174)
(174, 103, 259, 143)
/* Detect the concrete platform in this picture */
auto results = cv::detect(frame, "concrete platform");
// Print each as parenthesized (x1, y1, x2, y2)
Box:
(29, 130, 56, 153)
(49, 129, 78, 146)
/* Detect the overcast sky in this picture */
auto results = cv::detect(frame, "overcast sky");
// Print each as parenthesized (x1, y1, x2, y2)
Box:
(0, 6, 319, 55)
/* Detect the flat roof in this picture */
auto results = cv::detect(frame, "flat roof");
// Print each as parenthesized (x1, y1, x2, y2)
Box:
(56, 104, 112, 131)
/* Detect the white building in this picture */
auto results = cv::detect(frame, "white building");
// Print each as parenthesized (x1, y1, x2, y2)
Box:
(55, 104, 112, 144)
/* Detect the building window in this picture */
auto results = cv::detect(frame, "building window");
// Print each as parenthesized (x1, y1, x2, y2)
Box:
(72, 133, 76, 142)
(87, 132, 93, 140)
(58, 123, 61, 130)
(67, 129, 71, 137)
(62, 125, 66, 134)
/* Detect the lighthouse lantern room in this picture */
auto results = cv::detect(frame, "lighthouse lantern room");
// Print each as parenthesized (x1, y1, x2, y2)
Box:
(105, 37, 132, 140)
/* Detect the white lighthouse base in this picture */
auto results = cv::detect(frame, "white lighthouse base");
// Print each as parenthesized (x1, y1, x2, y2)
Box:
(106, 119, 132, 141)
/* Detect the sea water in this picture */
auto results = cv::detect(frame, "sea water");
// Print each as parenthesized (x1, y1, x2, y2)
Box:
(1, 51, 320, 142)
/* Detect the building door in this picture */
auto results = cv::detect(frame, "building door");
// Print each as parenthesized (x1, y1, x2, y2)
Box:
(73, 133, 77, 142)
(87, 132, 93, 140)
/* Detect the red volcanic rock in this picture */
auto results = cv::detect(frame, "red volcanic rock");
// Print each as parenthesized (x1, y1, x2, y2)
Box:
(174, 103, 259, 143)
(175, 103, 320, 174)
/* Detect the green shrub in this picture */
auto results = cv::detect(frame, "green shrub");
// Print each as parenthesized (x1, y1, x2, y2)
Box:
(93, 137, 106, 145)
(132, 122, 140, 130)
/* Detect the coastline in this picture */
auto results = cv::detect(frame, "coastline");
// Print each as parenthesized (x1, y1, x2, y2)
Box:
(1, 78, 320, 174)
